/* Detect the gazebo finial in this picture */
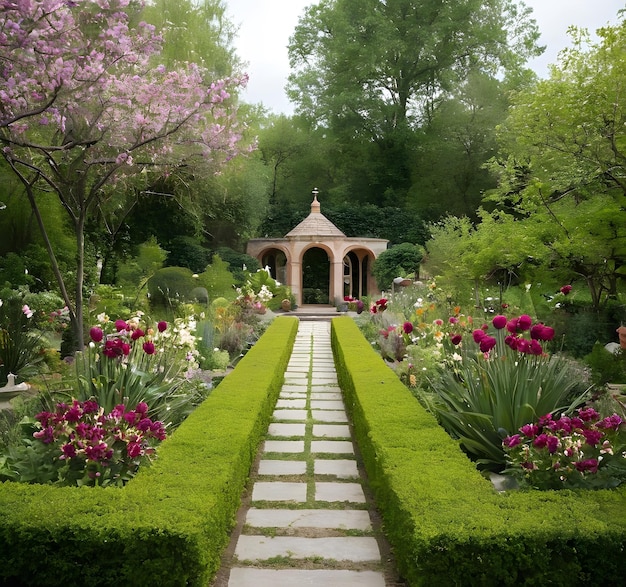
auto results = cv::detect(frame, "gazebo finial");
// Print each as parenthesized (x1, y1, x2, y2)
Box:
(311, 187, 321, 213)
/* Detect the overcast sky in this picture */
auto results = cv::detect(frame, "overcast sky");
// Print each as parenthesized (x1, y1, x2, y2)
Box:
(225, 0, 624, 114)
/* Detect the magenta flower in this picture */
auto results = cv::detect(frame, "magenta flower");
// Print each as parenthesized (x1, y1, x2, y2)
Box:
(578, 407, 599, 422)
(506, 318, 519, 333)
(472, 329, 486, 343)
(503, 434, 521, 448)
(560, 285, 572, 295)
(126, 441, 143, 458)
(136, 402, 149, 415)
(131, 328, 145, 340)
(492, 315, 507, 329)
(403, 321, 414, 334)
(530, 324, 555, 342)
(582, 429, 604, 447)
(61, 443, 77, 459)
(449, 316, 459, 324)
(143, 341, 155, 355)
(533, 433, 549, 449)
(504, 335, 519, 350)
(115, 319, 129, 332)
(546, 436, 559, 454)
(157, 320, 168, 332)
(529, 340, 543, 355)
(479, 335, 497, 353)
(450, 334, 462, 346)
(574, 459, 599, 474)
(89, 327, 104, 343)
(520, 423, 539, 438)
(518, 315, 532, 331)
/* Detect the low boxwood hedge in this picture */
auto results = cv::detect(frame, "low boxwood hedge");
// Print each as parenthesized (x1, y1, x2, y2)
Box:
(331, 316, 626, 586)
(0, 317, 299, 587)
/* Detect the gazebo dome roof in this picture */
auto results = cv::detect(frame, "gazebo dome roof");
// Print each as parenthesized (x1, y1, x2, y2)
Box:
(284, 192, 346, 238)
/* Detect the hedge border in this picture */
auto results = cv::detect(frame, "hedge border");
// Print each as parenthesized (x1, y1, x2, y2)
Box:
(331, 316, 626, 586)
(0, 317, 299, 587)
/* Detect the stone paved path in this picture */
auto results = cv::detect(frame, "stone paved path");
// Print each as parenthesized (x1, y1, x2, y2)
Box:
(214, 320, 399, 587)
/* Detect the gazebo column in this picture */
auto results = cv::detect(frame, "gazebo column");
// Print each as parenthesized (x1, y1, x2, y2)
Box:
(287, 260, 302, 306)
(331, 259, 343, 306)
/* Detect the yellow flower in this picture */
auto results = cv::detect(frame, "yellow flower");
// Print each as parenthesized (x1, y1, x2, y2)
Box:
(409, 374, 417, 387)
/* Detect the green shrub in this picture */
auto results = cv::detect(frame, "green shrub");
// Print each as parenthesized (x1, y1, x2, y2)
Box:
(371, 242, 424, 290)
(147, 266, 197, 307)
(585, 343, 626, 385)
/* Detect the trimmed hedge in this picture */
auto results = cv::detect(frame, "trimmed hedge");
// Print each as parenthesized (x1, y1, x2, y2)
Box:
(331, 316, 626, 586)
(0, 317, 299, 587)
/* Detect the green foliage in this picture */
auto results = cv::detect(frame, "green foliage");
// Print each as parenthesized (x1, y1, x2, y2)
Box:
(148, 267, 197, 308)
(0, 294, 46, 385)
(213, 247, 260, 285)
(117, 237, 167, 287)
(165, 236, 211, 273)
(196, 255, 237, 302)
(371, 242, 424, 290)
(585, 343, 626, 385)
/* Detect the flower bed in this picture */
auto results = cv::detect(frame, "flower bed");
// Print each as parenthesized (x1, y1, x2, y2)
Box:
(331, 316, 626, 586)
(0, 317, 299, 587)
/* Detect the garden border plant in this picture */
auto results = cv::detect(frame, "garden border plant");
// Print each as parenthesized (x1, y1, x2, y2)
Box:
(0, 317, 299, 587)
(331, 316, 626, 586)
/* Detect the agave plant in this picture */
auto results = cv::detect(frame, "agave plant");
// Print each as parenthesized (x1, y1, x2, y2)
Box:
(424, 315, 591, 471)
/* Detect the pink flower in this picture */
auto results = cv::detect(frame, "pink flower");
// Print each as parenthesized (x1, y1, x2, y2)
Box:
(449, 316, 459, 324)
(22, 304, 33, 318)
(492, 315, 507, 329)
(506, 318, 519, 333)
(143, 341, 155, 355)
(529, 340, 543, 355)
(157, 321, 168, 332)
(520, 423, 540, 438)
(530, 324, 555, 341)
(560, 285, 572, 295)
(89, 326, 104, 342)
(574, 459, 599, 474)
(578, 407, 599, 422)
(434, 319, 443, 326)
(582, 429, 603, 447)
(517, 315, 532, 331)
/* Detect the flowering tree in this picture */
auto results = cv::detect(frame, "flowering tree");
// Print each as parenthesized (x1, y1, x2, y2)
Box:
(0, 0, 247, 350)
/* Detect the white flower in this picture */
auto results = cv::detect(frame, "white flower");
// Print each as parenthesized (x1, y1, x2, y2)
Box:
(452, 353, 462, 362)
(97, 312, 109, 323)
(525, 283, 532, 292)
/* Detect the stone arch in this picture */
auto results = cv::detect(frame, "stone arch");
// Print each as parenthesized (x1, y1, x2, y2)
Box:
(259, 246, 289, 285)
(301, 244, 333, 305)
(343, 245, 378, 300)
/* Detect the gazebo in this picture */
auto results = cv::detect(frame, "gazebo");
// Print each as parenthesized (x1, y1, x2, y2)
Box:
(246, 189, 389, 307)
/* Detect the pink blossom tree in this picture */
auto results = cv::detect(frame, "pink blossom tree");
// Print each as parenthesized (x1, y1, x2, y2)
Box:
(0, 0, 247, 350)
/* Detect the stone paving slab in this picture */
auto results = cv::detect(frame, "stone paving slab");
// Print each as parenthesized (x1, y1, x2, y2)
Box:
(284, 377, 309, 385)
(310, 392, 342, 400)
(272, 409, 308, 421)
(234, 536, 380, 562)
(315, 482, 366, 503)
(263, 440, 305, 454)
(267, 423, 306, 437)
(278, 391, 307, 399)
(311, 410, 348, 423)
(311, 385, 341, 393)
(257, 460, 307, 476)
(228, 568, 386, 587)
(245, 508, 372, 530)
(251, 482, 307, 502)
(281, 384, 308, 392)
(310, 399, 345, 410)
(275, 399, 307, 409)
(312, 424, 350, 438)
(311, 440, 354, 454)
(311, 377, 338, 384)
(314, 459, 359, 479)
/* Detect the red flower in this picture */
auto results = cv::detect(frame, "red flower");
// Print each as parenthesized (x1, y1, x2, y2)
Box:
(518, 315, 532, 331)
(143, 341, 155, 355)
(450, 334, 462, 346)
(157, 321, 167, 332)
(560, 285, 572, 295)
(402, 321, 414, 334)
(472, 329, 486, 343)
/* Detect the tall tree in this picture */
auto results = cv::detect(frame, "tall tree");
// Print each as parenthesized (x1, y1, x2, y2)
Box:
(0, 0, 247, 349)
(286, 0, 542, 207)
(486, 15, 626, 308)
